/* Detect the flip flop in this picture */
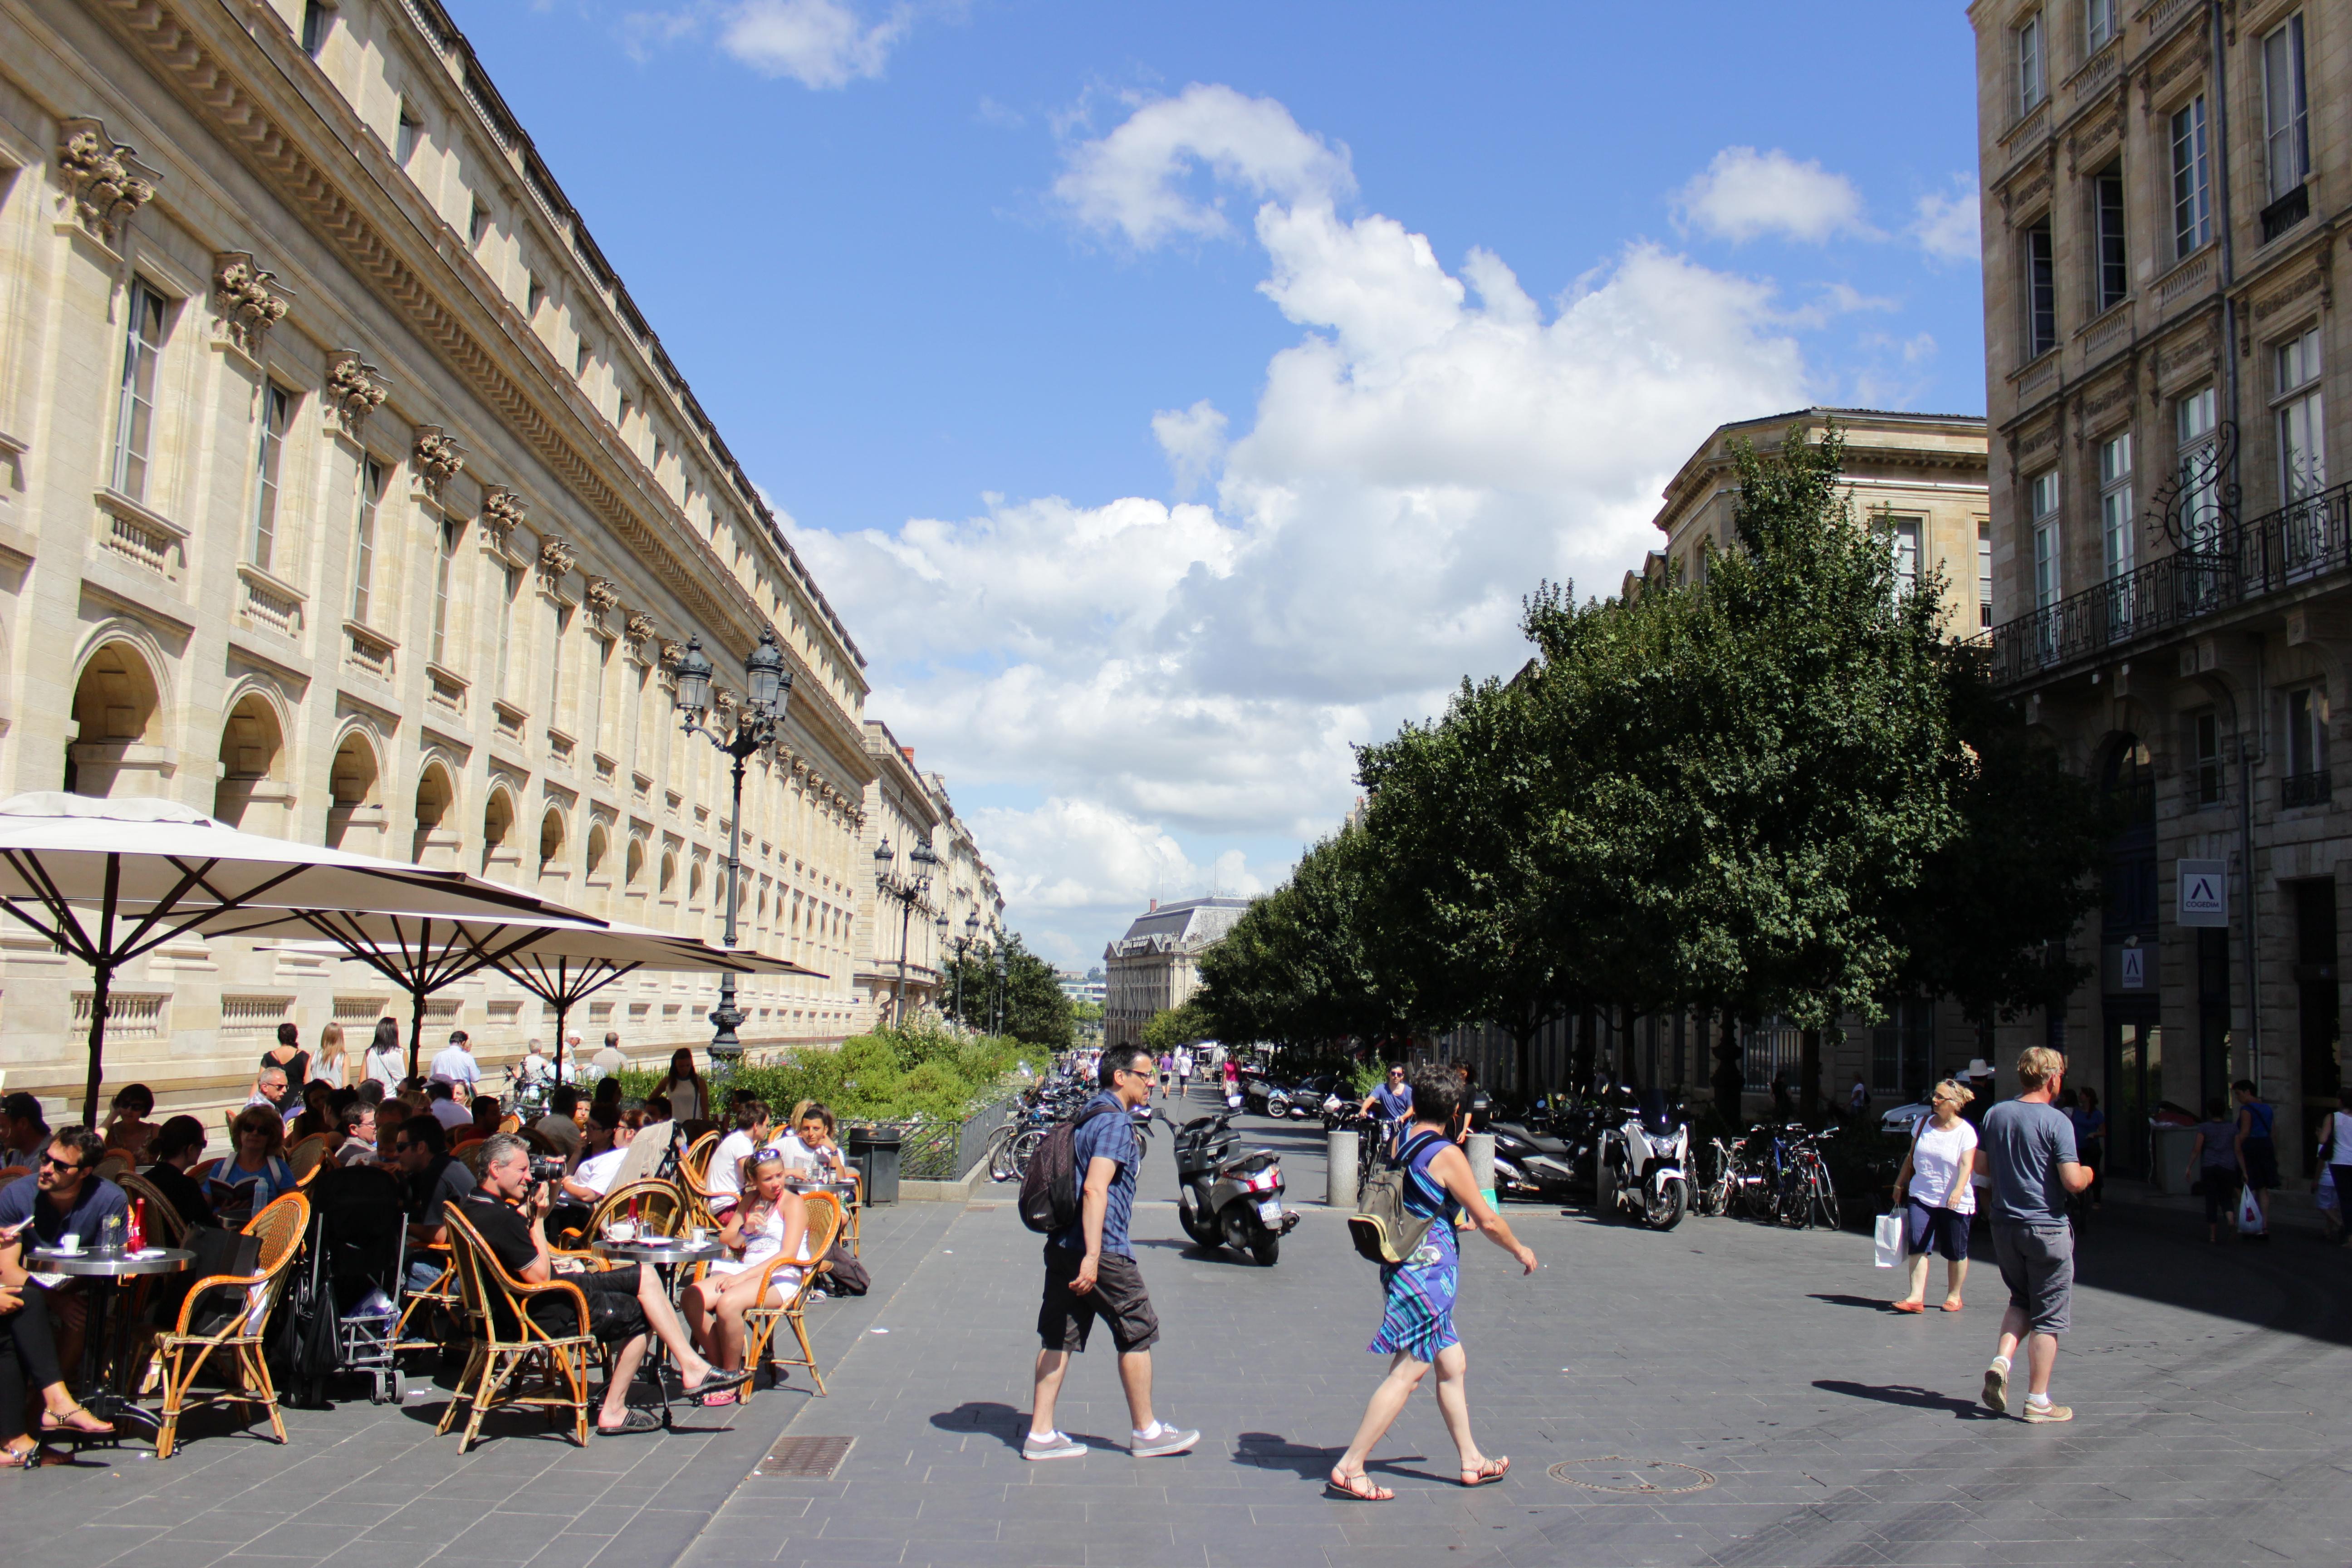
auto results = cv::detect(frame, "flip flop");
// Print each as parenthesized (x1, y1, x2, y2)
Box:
(1324, 1471, 1393, 1502)
(1460, 1457, 1509, 1488)
(1940, 1300, 1965, 1312)
(684, 1367, 751, 1405)
(1891, 1301, 1926, 1314)
(595, 1408, 662, 1436)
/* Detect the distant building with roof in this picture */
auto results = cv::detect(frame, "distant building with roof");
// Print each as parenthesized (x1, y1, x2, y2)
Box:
(1102, 896, 1252, 1051)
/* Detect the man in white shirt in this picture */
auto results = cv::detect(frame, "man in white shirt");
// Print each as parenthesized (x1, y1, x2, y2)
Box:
(429, 1031, 479, 1101)
(706, 1098, 770, 1215)
(589, 1031, 627, 1081)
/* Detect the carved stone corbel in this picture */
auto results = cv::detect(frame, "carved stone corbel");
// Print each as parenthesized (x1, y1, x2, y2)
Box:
(659, 640, 685, 669)
(56, 119, 156, 243)
(712, 687, 740, 716)
(480, 485, 526, 547)
(213, 252, 290, 354)
(625, 611, 656, 645)
(537, 534, 577, 581)
(584, 577, 620, 614)
(326, 349, 388, 435)
(413, 426, 466, 494)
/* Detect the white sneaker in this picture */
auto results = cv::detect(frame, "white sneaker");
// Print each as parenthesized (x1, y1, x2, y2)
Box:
(1023, 1431, 1086, 1461)
(1131, 1422, 1199, 1458)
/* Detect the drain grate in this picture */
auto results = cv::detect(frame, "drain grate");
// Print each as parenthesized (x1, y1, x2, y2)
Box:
(1547, 1456, 1715, 1494)
(756, 1435, 853, 1478)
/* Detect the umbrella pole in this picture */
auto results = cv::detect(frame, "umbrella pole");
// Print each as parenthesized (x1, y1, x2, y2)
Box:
(81, 962, 112, 1126)
(408, 986, 427, 1084)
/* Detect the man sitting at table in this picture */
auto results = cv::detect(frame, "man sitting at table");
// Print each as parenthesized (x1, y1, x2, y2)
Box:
(140, 1117, 220, 1231)
(334, 1101, 380, 1169)
(424, 1080, 471, 1134)
(0, 1127, 119, 1452)
(0, 1125, 131, 1419)
(394, 1117, 473, 1290)
(461, 1134, 747, 1434)
(532, 1086, 586, 1166)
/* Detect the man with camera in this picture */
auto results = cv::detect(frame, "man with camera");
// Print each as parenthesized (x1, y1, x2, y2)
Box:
(461, 1133, 746, 1435)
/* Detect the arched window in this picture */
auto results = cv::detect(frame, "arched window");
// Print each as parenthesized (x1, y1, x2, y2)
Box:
(659, 850, 677, 896)
(539, 808, 567, 873)
(585, 822, 610, 879)
(625, 837, 646, 887)
(213, 691, 284, 827)
(413, 763, 455, 864)
(482, 790, 515, 875)
(324, 731, 380, 850)
(67, 641, 163, 797)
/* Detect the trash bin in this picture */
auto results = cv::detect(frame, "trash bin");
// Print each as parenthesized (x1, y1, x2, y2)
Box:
(849, 1126, 902, 1206)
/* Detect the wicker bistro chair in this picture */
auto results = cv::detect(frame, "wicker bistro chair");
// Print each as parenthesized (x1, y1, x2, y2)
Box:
(678, 1133, 722, 1230)
(435, 1207, 596, 1451)
(285, 1135, 332, 1184)
(557, 1177, 686, 1250)
(151, 1190, 310, 1460)
(394, 1241, 460, 1352)
(740, 1194, 839, 1401)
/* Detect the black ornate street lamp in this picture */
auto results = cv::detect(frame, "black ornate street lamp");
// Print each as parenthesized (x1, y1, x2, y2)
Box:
(872, 833, 939, 1026)
(672, 624, 789, 1086)
(990, 943, 1007, 1037)
(944, 909, 979, 1027)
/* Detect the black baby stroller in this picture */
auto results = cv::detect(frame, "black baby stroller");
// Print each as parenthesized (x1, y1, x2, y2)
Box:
(275, 1164, 413, 1406)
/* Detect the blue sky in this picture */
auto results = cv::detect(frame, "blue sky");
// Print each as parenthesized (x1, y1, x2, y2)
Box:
(460, 0, 1987, 965)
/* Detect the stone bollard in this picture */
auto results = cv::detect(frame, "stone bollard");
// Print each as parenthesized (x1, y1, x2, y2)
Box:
(1466, 1131, 1497, 1211)
(1327, 1128, 1359, 1209)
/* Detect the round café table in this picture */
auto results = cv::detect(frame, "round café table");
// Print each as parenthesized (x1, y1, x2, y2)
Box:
(588, 1235, 720, 1426)
(28, 1246, 194, 1440)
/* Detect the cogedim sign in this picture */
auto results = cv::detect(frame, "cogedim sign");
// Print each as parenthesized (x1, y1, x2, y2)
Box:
(2178, 858, 2228, 927)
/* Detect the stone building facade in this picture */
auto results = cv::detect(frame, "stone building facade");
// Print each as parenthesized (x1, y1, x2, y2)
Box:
(1103, 895, 1250, 1051)
(1972, 0, 2351, 1181)
(0, 0, 984, 1120)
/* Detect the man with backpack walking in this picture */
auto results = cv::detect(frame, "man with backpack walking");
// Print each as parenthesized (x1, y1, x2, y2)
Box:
(1023, 1047, 1199, 1461)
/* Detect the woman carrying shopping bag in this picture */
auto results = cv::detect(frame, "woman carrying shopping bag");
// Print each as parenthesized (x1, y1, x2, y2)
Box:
(1888, 1078, 1981, 1313)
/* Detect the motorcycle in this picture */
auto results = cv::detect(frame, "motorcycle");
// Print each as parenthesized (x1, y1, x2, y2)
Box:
(1167, 1108, 1298, 1265)
(1595, 1093, 1690, 1230)
(1487, 1118, 1586, 1202)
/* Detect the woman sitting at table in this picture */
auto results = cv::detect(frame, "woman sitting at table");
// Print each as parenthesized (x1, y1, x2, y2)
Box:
(101, 1084, 162, 1165)
(682, 1150, 811, 1393)
(200, 1106, 299, 1221)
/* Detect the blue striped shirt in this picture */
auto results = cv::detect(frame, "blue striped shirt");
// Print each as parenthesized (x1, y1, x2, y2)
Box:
(1051, 1093, 1140, 1258)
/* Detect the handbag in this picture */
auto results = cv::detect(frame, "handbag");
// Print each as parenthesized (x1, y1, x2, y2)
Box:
(1872, 1209, 1906, 1269)
(2235, 1184, 2267, 1235)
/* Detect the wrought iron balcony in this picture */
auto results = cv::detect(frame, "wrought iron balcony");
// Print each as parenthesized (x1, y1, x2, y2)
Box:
(2262, 183, 2310, 244)
(1983, 477, 2352, 688)
(2282, 769, 2332, 809)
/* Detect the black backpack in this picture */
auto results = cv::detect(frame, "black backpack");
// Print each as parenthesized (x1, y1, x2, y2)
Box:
(1019, 1102, 1127, 1234)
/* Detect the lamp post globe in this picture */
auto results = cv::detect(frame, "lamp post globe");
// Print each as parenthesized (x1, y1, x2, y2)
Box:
(674, 635, 713, 720)
(745, 624, 786, 713)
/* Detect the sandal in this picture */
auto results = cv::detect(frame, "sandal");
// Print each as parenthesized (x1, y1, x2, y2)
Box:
(39, 1406, 112, 1436)
(0, 1444, 40, 1470)
(1324, 1469, 1393, 1502)
(1891, 1301, 1926, 1314)
(595, 1408, 662, 1436)
(1460, 1457, 1509, 1488)
(1940, 1299, 1965, 1312)
(683, 1367, 750, 1405)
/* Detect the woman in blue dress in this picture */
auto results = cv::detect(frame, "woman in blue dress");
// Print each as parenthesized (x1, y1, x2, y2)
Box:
(1328, 1063, 1539, 1501)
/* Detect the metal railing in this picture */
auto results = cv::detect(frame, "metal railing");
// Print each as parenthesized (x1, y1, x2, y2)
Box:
(2283, 769, 2332, 809)
(1984, 479, 2352, 687)
(864, 1086, 1022, 1182)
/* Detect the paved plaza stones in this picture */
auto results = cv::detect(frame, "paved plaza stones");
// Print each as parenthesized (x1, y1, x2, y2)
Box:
(9, 1104, 2352, 1567)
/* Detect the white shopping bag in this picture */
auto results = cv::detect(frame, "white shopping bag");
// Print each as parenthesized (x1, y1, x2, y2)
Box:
(2236, 1185, 2267, 1235)
(1872, 1210, 1906, 1268)
(2319, 1167, 2339, 1214)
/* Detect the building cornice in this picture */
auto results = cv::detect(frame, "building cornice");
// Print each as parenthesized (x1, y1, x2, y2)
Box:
(78, 0, 863, 702)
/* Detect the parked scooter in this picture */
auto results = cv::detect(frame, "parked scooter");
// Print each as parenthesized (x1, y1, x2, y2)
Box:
(1168, 1109, 1298, 1265)
(1487, 1118, 1586, 1202)
(1595, 1090, 1690, 1230)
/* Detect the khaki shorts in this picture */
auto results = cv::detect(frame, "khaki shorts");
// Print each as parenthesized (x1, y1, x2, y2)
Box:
(1038, 1243, 1159, 1355)
(1990, 1222, 2073, 1336)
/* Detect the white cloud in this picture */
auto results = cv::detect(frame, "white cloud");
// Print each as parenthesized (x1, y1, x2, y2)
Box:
(805, 89, 1818, 961)
(1911, 175, 1982, 262)
(1674, 146, 1878, 245)
(1052, 83, 1354, 248)
(1152, 400, 1229, 498)
(718, 0, 906, 88)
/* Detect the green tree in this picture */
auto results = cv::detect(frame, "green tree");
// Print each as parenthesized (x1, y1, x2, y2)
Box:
(938, 931, 1075, 1050)
(1141, 999, 1212, 1054)
(1196, 822, 1411, 1056)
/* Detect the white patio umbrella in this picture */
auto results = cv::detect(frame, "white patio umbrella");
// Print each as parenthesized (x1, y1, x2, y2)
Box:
(0, 793, 593, 1120)
(224, 912, 819, 1085)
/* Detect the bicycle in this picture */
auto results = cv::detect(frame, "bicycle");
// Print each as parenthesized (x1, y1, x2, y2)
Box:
(1690, 1137, 1735, 1216)
(1772, 1130, 1842, 1230)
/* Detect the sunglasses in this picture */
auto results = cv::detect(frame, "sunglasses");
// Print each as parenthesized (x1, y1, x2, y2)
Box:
(39, 1153, 83, 1172)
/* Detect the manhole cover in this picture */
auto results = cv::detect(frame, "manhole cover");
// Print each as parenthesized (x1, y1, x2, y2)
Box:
(1547, 1457, 1715, 1494)
(756, 1435, 853, 1478)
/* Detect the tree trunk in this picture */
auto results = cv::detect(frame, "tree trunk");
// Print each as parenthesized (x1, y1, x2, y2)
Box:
(1711, 1013, 1745, 1128)
(1573, 1006, 1597, 1088)
(1799, 1027, 1822, 1119)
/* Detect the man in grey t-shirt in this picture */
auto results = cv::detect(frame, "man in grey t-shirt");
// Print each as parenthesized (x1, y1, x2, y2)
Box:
(1977, 1046, 2094, 1423)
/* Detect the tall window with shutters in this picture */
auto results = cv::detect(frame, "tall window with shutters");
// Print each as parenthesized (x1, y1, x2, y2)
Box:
(2093, 165, 2127, 313)
(2171, 98, 2211, 259)
(2023, 216, 2056, 360)
(2031, 470, 2061, 614)
(2276, 326, 2325, 502)
(112, 284, 168, 501)
(1977, 520, 1993, 629)
(495, 564, 522, 705)
(430, 515, 461, 666)
(249, 385, 293, 573)
(2015, 11, 2045, 117)
(2264, 17, 2309, 204)
(350, 457, 385, 622)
